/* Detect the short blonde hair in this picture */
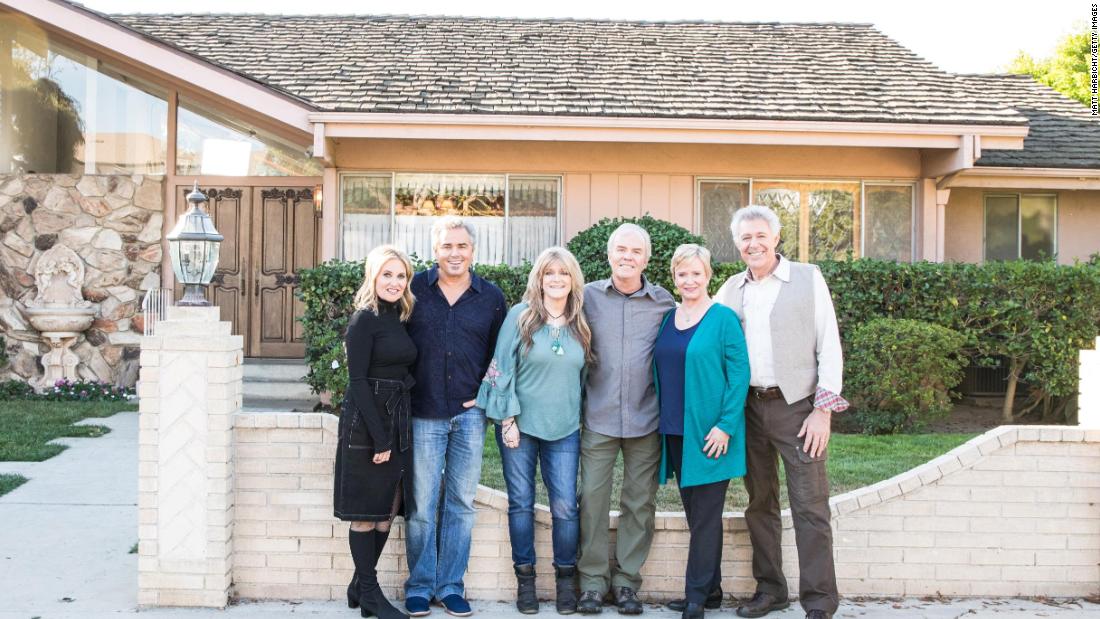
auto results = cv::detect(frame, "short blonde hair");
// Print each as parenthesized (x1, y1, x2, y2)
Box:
(353, 245, 416, 322)
(431, 216, 477, 250)
(670, 243, 713, 280)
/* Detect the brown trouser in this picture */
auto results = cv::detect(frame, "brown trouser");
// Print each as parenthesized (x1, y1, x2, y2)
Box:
(743, 393, 838, 614)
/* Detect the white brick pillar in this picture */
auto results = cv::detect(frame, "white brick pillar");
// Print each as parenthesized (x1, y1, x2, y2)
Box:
(137, 306, 243, 607)
(1080, 336, 1100, 429)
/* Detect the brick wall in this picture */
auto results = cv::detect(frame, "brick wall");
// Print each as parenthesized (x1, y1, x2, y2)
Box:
(230, 415, 1100, 602)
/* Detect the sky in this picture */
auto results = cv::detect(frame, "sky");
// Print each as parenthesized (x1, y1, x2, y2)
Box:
(76, 0, 1092, 74)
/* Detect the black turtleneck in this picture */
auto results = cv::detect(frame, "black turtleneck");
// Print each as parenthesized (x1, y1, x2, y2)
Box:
(345, 301, 418, 450)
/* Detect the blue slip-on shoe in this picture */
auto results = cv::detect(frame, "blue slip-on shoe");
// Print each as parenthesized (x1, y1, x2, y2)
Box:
(406, 596, 432, 617)
(441, 594, 473, 617)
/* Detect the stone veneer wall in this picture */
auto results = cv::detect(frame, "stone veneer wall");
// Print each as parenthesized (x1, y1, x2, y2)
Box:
(226, 415, 1099, 602)
(0, 173, 163, 386)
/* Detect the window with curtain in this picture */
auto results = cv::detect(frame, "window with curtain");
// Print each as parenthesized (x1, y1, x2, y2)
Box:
(752, 180, 861, 262)
(863, 184, 914, 262)
(176, 98, 320, 177)
(697, 180, 749, 262)
(340, 173, 560, 265)
(0, 17, 167, 174)
(984, 194, 1057, 261)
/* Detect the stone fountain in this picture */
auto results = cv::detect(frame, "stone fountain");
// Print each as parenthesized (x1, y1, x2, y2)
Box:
(22, 245, 96, 390)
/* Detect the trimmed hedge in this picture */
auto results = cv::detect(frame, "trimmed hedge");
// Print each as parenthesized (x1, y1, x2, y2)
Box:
(846, 319, 967, 434)
(299, 254, 1100, 421)
(566, 215, 704, 293)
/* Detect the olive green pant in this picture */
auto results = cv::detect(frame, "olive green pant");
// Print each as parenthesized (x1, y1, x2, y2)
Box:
(577, 428, 661, 595)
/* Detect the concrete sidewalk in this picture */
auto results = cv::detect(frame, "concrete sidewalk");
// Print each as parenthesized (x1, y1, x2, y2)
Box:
(1, 411, 1098, 618)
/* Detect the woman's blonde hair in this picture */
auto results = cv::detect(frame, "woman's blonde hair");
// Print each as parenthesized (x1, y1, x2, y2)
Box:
(353, 245, 416, 321)
(518, 247, 595, 365)
(670, 243, 714, 280)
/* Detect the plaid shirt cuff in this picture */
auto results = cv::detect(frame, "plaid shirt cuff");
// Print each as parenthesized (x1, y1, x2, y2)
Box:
(813, 387, 849, 413)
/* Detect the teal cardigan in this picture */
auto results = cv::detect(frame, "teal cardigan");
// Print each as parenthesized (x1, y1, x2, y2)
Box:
(656, 303, 750, 488)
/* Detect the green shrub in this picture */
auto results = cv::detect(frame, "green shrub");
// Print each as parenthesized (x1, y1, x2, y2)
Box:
(0, 379, 35, 400)
(566, 215, 703, 293)
(297, 259, 364, 408)
(845, 319, 967, 434)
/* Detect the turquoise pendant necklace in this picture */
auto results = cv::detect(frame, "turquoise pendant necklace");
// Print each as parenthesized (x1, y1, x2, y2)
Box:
(550, 326, 564, 356)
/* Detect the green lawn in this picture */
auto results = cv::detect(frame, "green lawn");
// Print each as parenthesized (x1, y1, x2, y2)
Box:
(0, 400, 136, 462)
(480, 432, 976, 511)
(0, 474, 26, 496)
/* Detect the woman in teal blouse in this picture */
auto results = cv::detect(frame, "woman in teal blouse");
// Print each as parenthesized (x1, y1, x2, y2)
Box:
(654, 244, 750, 619)
(477, 246, 595, 615)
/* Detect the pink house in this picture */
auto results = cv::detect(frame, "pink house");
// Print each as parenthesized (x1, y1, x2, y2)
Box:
(1, 0, 1098, 384)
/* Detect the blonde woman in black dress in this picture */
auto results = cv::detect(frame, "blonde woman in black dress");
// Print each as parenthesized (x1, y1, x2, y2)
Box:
(335, 244, 417, 619)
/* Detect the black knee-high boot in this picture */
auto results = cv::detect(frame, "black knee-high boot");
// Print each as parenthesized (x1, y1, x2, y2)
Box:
(349, 530, 406, 619)
(374, 528, 391, 563)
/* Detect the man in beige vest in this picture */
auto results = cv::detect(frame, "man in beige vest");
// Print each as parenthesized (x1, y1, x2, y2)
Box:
(714, 205, 847, 619)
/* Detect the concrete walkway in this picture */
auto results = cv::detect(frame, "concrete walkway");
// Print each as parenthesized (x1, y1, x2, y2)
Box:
(1, 411, 1098, 618)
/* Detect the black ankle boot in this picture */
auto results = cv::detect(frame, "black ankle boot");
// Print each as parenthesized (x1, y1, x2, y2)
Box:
(515, 564, 538, 614)
(554, 565, 577, 615)
(349, 530, 407, 619)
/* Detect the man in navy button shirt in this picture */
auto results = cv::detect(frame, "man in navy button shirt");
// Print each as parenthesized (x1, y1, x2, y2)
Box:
(404, 216, 505, 617)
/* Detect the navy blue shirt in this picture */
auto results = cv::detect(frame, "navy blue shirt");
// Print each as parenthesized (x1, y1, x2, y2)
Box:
(654, 318, 701, 436)
(407, 266, 506, 419)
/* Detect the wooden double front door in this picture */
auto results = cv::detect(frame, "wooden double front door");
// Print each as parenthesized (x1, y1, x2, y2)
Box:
(178, 185, 318, 358)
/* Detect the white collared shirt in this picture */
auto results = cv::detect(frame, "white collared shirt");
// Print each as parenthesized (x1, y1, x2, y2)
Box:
(739, 256, 844, 396)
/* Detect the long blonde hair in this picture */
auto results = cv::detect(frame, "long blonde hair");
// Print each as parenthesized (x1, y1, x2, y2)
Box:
(353, 245, 416, 322)
(518, 247, 595, 365)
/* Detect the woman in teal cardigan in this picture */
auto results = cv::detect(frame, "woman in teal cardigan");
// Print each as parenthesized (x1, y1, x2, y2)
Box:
(654, 244, 750, 619)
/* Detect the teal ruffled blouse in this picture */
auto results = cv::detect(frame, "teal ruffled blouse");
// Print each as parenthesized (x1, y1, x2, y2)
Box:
(476, 303, 585, 441)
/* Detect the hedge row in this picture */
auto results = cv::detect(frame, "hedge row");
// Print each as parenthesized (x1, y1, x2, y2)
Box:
(298, 255, 1100, 422)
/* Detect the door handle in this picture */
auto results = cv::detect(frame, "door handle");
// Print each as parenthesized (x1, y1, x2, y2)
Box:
(254, 271, 259, 298)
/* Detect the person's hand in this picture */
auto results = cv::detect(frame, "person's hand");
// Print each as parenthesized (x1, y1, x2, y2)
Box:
(798, 408, 832, 458)
(372, 450, 391, 464)
(501, 417, 521, 449)
(702, 427, 729, 459)
(463, 400, 476, 408)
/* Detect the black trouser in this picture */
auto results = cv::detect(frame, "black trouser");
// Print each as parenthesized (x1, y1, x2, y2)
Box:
(666, 435, 729, 605)
(743, 395, 838, 614)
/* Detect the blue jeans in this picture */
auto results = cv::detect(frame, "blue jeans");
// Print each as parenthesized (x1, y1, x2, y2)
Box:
(496, 426, 580, 568)
(405, 407, 486, 600)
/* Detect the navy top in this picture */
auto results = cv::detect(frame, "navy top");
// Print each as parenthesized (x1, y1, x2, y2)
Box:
(654, 317, 701, 436)
(407, 266, 506, 419)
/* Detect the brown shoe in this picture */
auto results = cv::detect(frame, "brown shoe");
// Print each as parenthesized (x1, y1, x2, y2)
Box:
(735, 592, 789, 618)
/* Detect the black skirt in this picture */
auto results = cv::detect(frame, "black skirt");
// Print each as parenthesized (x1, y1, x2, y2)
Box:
(333, 378, 414, 521)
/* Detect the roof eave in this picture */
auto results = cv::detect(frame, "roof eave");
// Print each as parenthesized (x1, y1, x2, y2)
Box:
(309, 112, 1028, 150)
(943, 166, 1100, 190)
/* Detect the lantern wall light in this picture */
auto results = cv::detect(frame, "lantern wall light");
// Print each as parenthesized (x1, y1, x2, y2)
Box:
(166, 182, 224, 306)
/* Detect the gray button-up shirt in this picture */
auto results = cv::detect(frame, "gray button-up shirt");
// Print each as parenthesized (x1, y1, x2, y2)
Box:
(582, 277, 676, 438)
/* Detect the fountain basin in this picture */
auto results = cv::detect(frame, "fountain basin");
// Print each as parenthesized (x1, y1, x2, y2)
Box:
(23, 306, 96, 335)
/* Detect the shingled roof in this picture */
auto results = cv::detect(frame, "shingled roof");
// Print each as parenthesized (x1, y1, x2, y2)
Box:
(959, 73, 1100, 170)
(109, 13, 1027, 126)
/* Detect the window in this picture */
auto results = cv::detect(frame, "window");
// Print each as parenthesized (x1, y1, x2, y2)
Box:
(863, 184, 914, 262)
(984, 194, 1057, 261)
(176, 98, 321, 176)
(340, 173, 560, 265)
(697, 180, 749, 262)
(0, 18, 168, 174)
(752, 180, 861, 262)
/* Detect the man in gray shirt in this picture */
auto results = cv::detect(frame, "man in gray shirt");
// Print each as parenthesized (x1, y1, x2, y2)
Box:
(577, 223, 676, 615)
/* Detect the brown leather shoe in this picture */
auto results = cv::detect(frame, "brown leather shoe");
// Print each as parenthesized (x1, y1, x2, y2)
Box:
(735, 592, 789, 618)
